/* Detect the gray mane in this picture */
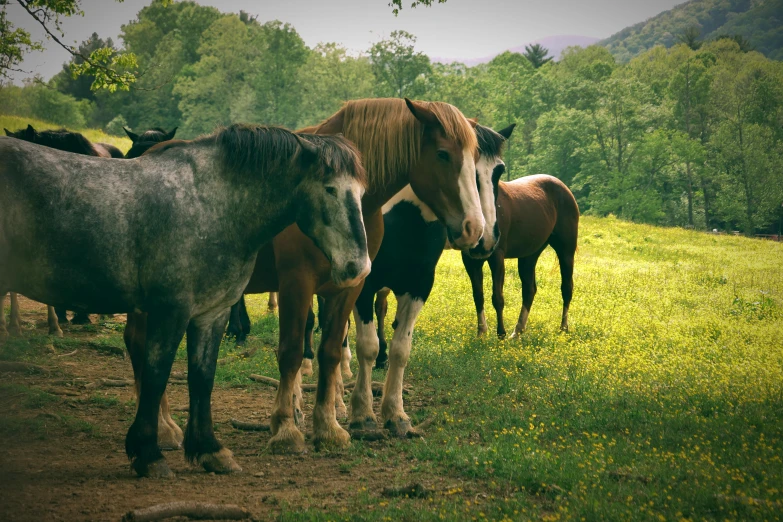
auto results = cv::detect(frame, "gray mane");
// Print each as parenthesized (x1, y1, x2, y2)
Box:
(182, 124, 366, 185)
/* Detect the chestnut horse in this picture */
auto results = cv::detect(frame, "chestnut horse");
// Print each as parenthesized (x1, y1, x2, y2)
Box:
(125, 98, 483, 453)
(462, 175, 579, 339)
(1, 125, 371, 478)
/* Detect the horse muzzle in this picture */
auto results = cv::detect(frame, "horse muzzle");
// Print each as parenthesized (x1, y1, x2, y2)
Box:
(331, 255, 372, 288)
(447, 214, 485, 250)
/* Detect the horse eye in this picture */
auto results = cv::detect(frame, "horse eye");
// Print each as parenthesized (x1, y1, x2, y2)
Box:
(437, 150, 450, 162)
(325, 186, 337, 196)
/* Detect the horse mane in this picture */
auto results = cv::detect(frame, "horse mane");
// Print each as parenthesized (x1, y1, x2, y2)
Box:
(191, 124, 366, 185)
(9, 127, 99, 156)
(321, 98, 477, 191)
(137, 128, 168, 141)
(475, 125, 506, 159)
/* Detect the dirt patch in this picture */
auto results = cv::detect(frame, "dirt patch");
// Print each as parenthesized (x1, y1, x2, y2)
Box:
(0, 298, 462, 521)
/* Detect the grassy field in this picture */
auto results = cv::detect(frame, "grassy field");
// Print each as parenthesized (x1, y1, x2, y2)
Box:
(2, 216, 782, 520)
(0, 114, 131, 153)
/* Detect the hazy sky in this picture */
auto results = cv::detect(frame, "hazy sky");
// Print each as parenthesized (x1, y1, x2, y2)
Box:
(5, 0, 684, 82)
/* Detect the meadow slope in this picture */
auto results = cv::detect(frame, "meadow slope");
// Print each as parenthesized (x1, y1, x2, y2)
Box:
(1, 216, 781, 521)
(0, 115, 131, 153)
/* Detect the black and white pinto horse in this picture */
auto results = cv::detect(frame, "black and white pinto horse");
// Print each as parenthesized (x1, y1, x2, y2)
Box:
(0, 124, 371, 477)
(345, 124, 515, 436)
(124, 126, 178, 159)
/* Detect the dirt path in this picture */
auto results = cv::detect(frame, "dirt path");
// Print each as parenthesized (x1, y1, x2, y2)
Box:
(0, 298, 466, 521)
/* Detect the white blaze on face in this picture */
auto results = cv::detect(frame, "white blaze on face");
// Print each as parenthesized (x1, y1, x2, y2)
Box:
(475, 155, 503, 250)
(457, 147, 484, 247)
(325, 175, 370, 286)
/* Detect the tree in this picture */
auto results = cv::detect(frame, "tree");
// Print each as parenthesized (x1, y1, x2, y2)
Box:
(51, 32, 114, 101)
(3, 0, 140, 91)
(677, 26, 702, 51)
(389, 0, 447, 15)
(523, 43, 552, 69)
(369, 30, 431, 98)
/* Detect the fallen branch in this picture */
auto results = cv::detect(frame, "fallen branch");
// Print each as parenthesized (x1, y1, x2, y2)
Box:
(351, 429, 389, 441)
(230, 418, 270, 432)
(406, 416, 435, 438)
(382, 483, 432, 498)
(83, 378, 133, 390)
(0, 361, 48, 373)
(85, 341, 125, 358)
(47, 387, 81, 396)
(57, 349, 78, 358)
(122, 502, 252, 522)
(249, 374, 279, 387)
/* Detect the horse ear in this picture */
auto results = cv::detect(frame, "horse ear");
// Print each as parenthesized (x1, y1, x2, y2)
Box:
(467, 118, 479, 128)
(3, 128, 11, 136)
(165, 127, 178, 140)
(497, 123, 516, 140)
(404, 98, 440, 127)
(124, 127, 139, 142)
(293, 133, 319, 164)
(26, 124, 36, 139)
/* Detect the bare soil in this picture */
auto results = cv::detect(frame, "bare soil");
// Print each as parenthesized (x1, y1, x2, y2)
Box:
(0, 297, 467, 521)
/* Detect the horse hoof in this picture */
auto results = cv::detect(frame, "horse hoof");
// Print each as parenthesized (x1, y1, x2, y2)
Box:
(313, 426, 351, 452)
(349, 417, 378, 432)
(341, 365, 353, 379)
(49, 328, 64, 338)
(199, 448, 242, 474)
(335, 403, 348, 420)
(384, 418, 413, 438)
(158, 432, 183, 451)
(477, 328, 488, 337)
(269, 429, 307, 454)
(497, 332, 507, 340)
(133, 458, 174, 478)
(300, 358, 314, 376)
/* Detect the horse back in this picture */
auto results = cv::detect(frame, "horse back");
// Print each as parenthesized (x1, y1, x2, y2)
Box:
(497, 175, 579, 259)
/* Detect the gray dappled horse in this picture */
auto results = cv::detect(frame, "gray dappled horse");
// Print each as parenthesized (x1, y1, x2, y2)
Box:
(0, 124, 370, 477)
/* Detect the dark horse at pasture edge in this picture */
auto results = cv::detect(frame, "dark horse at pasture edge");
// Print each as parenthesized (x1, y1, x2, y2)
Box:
(2, 124, 125, 329)
(462, 174, 580, 338)
(0, 124, 371, 477)
(124, 126, 178, 159)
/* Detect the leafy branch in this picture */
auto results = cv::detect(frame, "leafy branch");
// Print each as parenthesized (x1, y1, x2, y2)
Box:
(389, 0, 447, 16)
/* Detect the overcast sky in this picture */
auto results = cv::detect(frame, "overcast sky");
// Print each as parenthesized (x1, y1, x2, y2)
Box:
(5, 0, 685, 82)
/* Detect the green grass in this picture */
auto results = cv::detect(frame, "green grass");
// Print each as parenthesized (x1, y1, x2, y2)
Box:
(2, 215, 781, 520)
(219, 215, 783, 521)
(0, 114, 131, 153)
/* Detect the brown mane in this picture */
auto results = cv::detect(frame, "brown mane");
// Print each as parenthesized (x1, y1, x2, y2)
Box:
(311, 98, 477, 191)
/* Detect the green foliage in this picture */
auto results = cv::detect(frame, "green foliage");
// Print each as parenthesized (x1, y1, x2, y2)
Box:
(0, 82, 90, 127)
(370, 30, 431, 98)
(104, 113, 127, 136)
(522, 43, 552, 68)
(389, 0, 447, 16)
(601, 0, 783, 62)
(0, 4, 43, 78)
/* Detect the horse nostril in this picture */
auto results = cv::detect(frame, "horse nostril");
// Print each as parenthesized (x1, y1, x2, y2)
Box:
(343, 261, 359, 280)
(464, 220, 475, 240)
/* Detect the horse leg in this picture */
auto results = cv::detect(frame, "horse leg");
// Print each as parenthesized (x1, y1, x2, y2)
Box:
(552, 242, 576, 332)
(124, 312, 183, 450)
(462, 253, 488, 336)
(313, 288, 359, 450)
(374, 288, 390, 369)
(0, 293, 8, 342)
(225, 299, 243, 343)
(301, 304, 315, 377)
(349, 287, 379, 431)
(269, 282, 313, 454)
(47, 306, 63, 338)
(184, 308, 241, 474)
(511, 252, 542, 338)
(8, 292, 22, 336)
(267, 292, 278, 312)
(381, 293, 424, 437)
(125, 309, 189, 478)
(71, 311, 92, 325)
(55, 307, 68, 324)
(340, 318, 352, 378)
(488, 251, 507, 339)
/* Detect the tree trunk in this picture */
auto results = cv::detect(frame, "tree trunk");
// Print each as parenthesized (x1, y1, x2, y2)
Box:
(685, 161, 694, 227)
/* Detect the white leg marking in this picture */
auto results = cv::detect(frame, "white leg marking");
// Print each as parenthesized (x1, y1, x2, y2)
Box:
(340, 320, 353, 378)
(380, 295, 424, 433)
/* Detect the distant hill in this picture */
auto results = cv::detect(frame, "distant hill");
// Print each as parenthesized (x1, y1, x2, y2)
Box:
(600, 0, 783, 62)
(432, 35, 601, 66)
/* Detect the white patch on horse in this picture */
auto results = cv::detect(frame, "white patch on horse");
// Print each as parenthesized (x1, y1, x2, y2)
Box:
(475, 155, 503, 249)
(457, 147, 483, 245)
(380, 294, 424, 425)
(382, 185, 438, 222)
(349, 308, 380, 426)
